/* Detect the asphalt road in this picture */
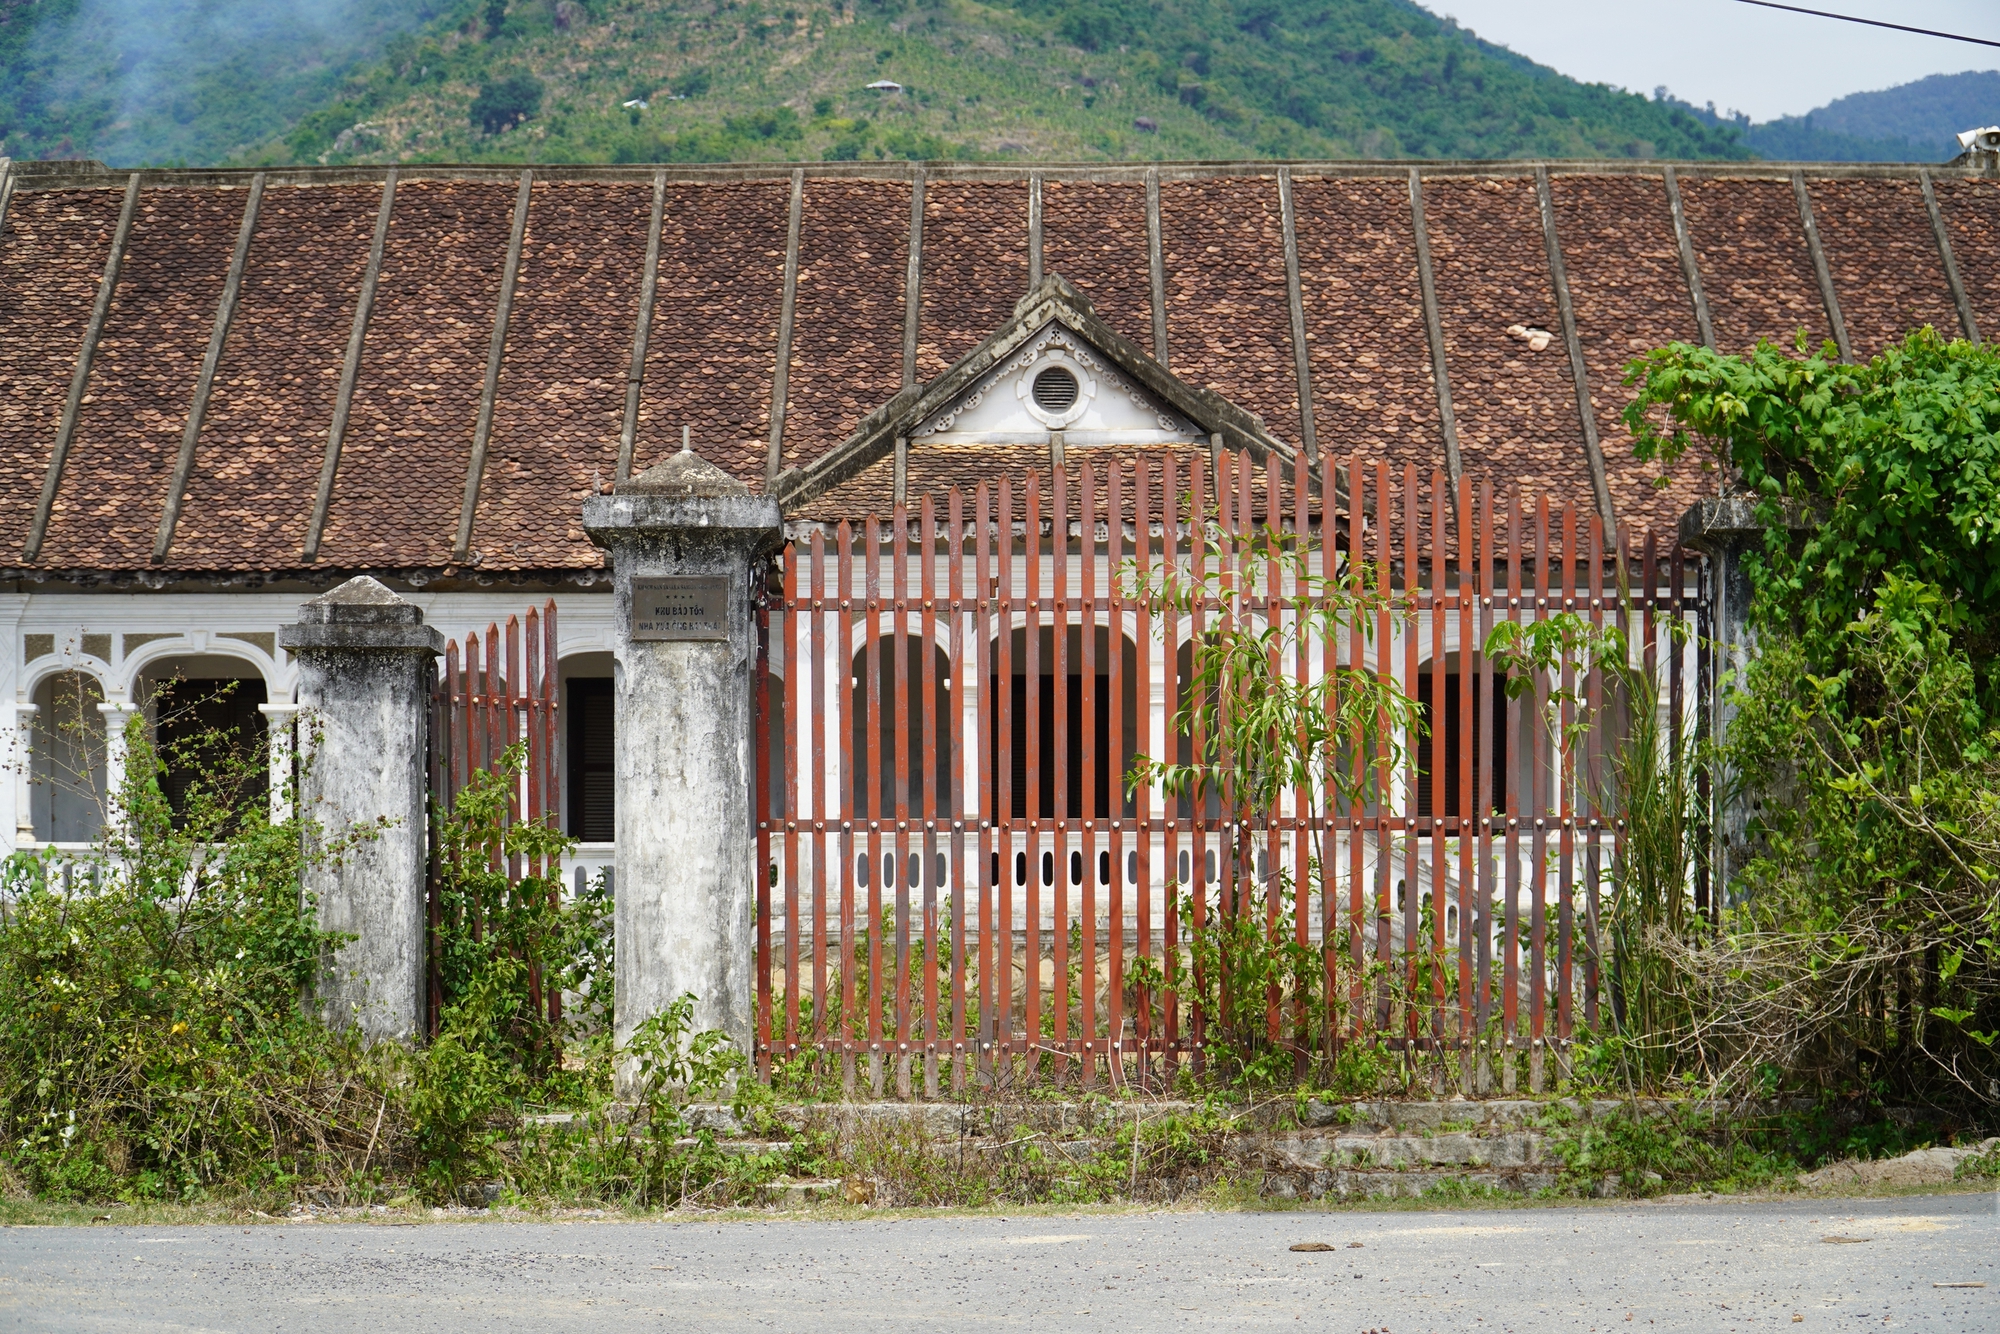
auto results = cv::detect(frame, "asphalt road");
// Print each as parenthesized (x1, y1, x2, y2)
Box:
(1, 1192, 1994, 1332)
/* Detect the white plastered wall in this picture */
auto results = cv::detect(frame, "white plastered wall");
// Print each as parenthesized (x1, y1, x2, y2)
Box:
(7, 588, 617, 850)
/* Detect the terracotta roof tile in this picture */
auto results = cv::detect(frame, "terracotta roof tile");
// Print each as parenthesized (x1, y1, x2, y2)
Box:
(0, 189, 125, 556)
(1810, 178, 1959, 358)
(317, 180, 516, 568)
(1291, 175, 1436, 480)
(633, 180, 788, 485)
(1549, 173, 1711, 534)
(1680, 176, 1828, 354)
(2, 164, 1994, 577)
(168, 183, 378, 569)
(783, 180, 910, 470)
(472, 182, 651, 571)
(918, 181, 1028, 379)
(1041, 181, 1153, 354)
(1422, 176, 1585, 510)
(1929, 177, 2000, 340)
(38, 187, 242, 568)
(1160, 178, 1300, 451)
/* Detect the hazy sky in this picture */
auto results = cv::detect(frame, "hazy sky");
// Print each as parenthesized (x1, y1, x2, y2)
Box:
(1425, 0, 1998, 122)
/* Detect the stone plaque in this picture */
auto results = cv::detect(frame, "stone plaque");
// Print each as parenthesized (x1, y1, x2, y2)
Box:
(629, 576, 731, 641)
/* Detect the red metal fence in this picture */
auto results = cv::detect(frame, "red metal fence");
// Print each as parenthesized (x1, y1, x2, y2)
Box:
(425, 600, 561, 1036)
(755, 452, 1704, 1097)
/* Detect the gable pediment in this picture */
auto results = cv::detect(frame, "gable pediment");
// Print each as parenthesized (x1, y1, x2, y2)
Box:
(911, 320, 1203, 446)
(774, 274, 1299, 513)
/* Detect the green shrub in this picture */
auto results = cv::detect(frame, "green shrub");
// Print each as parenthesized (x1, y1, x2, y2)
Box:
(470, 71, 544, 134)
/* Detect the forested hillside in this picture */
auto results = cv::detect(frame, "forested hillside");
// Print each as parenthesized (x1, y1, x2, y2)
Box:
(0, 0, 448, 165)
(1656, 70, 2000, 165)
(0, 0, 1751, 166)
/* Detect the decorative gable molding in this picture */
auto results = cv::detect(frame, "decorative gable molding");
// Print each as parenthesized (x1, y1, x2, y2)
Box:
(773, 273, 1314, 513)
(911, 320, 1200, 446)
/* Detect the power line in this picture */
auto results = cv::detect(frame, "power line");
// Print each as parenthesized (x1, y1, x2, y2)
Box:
(1731, 0, 2000, 49)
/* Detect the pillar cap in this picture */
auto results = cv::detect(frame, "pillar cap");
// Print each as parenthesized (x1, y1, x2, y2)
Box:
(583, 449, 781, 551)
(619, 445, 753, 498)
(1677, 494, 1817, 553)
(278, 576, 444, 655)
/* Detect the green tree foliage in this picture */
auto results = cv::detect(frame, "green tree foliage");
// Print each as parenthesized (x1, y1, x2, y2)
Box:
(470, 71, 546, 135)
(0, 694, 354, 1198)
(1624, 329, 2000, 1107)
(1121, 493, 1428, 1086)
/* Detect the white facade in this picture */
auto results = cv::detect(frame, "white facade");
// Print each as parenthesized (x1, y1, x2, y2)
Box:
(4, 588, 617, 875)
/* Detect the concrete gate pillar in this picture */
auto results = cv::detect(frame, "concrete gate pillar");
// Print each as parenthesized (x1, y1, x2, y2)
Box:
(583, 448, 782, 1092)
(1679, 495, 1799, 906)
(279, 576, 442, 1043)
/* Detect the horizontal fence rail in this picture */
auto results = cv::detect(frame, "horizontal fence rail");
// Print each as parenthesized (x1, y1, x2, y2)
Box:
(426, 600, 561, 1037)
(756, 453, 1706, 1098)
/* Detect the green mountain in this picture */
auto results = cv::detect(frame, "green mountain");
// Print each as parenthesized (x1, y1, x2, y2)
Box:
(1657, 70, 2000, 165)
(2, 0, 1753, 167)
(1750, 69, 2000, 163)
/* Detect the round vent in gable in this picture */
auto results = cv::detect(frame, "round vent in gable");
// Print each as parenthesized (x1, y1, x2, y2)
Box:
(1032, 366, 1079, 413)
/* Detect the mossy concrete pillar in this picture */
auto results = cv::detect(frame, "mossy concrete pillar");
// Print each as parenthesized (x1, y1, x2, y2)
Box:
(1680, 495, 1797, 906)
(583, 448, 782, 1093)
(279, 576, 442, 1043)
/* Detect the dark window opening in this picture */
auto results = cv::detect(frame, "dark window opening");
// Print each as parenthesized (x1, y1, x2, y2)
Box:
(567, 678, 615, 841)
(988, 627, 1138, 822)
(154, 678, 268, 828)
(848, 639, 954, 818)
(1415, 669, 1508, 820)
(991, 672, 1120, 819)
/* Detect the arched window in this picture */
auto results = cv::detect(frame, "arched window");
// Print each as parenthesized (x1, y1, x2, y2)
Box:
(991, 625, 1138, 820)
(848, 636, 955, 817)
(1415, 655, 1508, 820)
(31, 671, 105, 843)
(138, 654, 269, 830)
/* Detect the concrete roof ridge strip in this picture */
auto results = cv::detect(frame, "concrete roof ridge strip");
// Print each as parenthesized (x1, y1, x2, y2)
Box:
(154, 172, 265, 563)
(453, 167, 535, 563)
(1535, 166, 1616, 536)
(1406, 167, 1462, 485)
(1146, 168, 1169, 367)
(1277, 167, 1318, 463)
(1027, 171, 1043, 291)
(617, 170, 669, 482)
(766, 168, 805, 484)
(1792, 170, 1853, 363)
(3, 159, 1983, 193)
(303, 168, 398, 563)
(25, 171, 141, 563)
(902, 165, 925, 387)
(1662, 166, 1716, 351)
(0, 158, 15, 242)
(1919, 170, 1980, 345)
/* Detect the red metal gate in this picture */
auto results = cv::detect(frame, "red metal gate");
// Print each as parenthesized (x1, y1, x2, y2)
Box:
(425, 600, 562, 1036)
(756, 454, 1701, 1096)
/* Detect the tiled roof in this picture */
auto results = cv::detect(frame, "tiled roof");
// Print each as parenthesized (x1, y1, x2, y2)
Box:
(1, 157, 1994, 583)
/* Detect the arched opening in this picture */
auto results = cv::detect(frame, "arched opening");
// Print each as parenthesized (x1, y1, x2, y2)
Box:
(848, 636, 954, 817)
(559, 652, 615, 842)
(136, 654, 269, 829)
(1168, 638, 1224, 820)
(31, 671, 107, 843)
(1415, 654, 1508, 820)
(991, 624, 1138, 820)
